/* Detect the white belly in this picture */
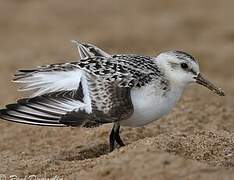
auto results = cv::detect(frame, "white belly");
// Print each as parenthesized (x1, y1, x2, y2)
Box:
(120, 83, 184, 127)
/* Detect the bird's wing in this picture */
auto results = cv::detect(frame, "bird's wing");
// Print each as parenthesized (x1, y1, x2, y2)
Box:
(0, 90, 101, 127)
(1, 75, 133, 126)
(2, 55, 162, 126)
(13, 62, 83, 97)
(83, 73, 134, 122)
(14, 52, 160, 98)
(78, 55, 164, 88)
(71, 40, 111, 59)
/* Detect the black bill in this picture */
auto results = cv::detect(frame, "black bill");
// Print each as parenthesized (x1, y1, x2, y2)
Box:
(195, 73, 225, 96)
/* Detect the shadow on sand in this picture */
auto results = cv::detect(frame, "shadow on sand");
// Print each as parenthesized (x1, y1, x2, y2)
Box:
(54, 143, 110, 161)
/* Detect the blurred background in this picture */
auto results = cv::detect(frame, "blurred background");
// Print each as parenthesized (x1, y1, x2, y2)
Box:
(0, 0, 233, 179)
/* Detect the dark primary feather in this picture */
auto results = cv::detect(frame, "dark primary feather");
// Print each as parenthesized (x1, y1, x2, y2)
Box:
(0, 91, 100, 127)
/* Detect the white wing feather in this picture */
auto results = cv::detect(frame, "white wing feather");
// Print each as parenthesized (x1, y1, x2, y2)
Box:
(14, 70, 83, 97)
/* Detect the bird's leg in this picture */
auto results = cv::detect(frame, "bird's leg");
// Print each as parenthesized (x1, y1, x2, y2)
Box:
(109, 124, 116, 152)
(114, 123, 125, 147)
(109, 122, 125, 152)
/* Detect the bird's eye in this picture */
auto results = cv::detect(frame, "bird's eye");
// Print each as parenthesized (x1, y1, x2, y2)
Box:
(181, 63, 188, 69)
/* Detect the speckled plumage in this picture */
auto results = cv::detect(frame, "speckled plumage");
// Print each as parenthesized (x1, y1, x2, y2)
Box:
(15, 55, 165, 88)
(79, 55, 165, 88)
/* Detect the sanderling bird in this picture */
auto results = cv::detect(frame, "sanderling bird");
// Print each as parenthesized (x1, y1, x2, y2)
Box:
(0, 41, 225, 151)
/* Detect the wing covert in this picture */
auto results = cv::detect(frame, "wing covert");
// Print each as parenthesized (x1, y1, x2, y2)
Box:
(78, 55, 163, 88)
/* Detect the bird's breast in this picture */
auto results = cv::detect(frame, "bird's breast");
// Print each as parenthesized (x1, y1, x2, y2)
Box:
(120, 82, 184, 127)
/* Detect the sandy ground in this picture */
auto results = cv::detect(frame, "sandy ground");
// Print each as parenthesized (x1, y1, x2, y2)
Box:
(0, 0, 234, 179)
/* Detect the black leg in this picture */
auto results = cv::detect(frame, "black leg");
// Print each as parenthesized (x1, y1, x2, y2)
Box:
(109, 124, 115, 152)
(114, 123, 125, 147)
(109, 122, 125, 152)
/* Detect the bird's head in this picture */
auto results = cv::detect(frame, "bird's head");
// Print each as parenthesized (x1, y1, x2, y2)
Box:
(155, 50, 225, 96)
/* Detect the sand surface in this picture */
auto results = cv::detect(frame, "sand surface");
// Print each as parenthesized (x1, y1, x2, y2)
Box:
(0, 0, 234, 179)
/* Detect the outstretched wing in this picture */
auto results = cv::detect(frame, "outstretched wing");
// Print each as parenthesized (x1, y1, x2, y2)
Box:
(7, 62, 95, 126)
(0, 76, 133, 127)
(1, 57, 135, 126)
(1, 54, 162, 126)
(13, 62, 83, 97)
(71, 40, 111, 59)
(14, 55, 161, 96)
(0, 91, 91, 127)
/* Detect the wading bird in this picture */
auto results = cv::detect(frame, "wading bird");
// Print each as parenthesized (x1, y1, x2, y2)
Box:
(0, 41, 225, 151)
